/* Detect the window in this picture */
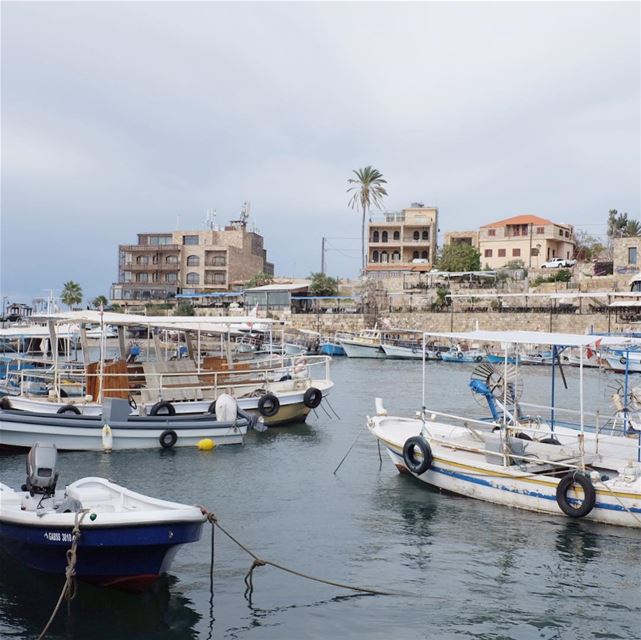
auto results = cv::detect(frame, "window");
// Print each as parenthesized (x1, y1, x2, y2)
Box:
(372, 230, 379, 242)
(136, 273, 148, 283)
(422, 230, 429, 241)
(123, 271, 132, 283)
(412, 251, 419, 259)
(186, 272, 200, 285)
(183, 235, 199, 245)
(393, 231, 400, 241)
(380, 251, 388, 263)
(372, 251, 379, 263)
(166, 255, 178, 264)
(136, 255, 149, 265)
(392, 251, 400, 262)
(421, 250, 428, 260)
(565, 231, 569, 238)
(498, 249, 506, 257)
(629, 247, 638, 265)
(186, 255, 200, 266)
(484, 249, 493, 258)
(488, 229, 496, 237)
(382, 231, 388, 243)
(512, 248, 521, 257)
(558, 229, 563, 237)
(536, 227, 544, 234)
(413, 231, 420, 241)
(205, 272, 226, 285)
(531, 247, 539, 256)
(165, 273, 177, 284)
(147, 235, 172, 246)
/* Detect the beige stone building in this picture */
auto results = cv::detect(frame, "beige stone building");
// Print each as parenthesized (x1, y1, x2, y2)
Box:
(443, 230, 480, 249)
(111, 218, 274, 303)
(479, 214, 575, 269)
(613, 236, 641, 275)
(366, 204, 438, 276)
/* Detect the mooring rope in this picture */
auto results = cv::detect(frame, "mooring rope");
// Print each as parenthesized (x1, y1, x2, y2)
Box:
(199, 509, 397, 599)
(333, 425, 366, 475)
(38, 509, 89, 640)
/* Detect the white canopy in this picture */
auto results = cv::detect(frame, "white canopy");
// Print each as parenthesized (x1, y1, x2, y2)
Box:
(424, 330, 641, 348)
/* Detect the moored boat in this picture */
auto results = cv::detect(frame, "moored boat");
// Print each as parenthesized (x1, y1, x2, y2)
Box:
(0, 443, 205, 590)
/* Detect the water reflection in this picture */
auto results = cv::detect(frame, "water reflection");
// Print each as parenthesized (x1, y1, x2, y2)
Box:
(0, 551, 201, 640)
(555, 520, 601, 563)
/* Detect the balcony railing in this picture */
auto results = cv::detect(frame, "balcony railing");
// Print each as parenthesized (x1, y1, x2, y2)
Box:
(120, 244, 181, 252)
(122, 263, 180, 272)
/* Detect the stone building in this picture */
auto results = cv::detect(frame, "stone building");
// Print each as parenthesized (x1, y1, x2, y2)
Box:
(443, 230, 480, 249)
(366, 204, 438, 277)
(613, 236, 641, 275)
(479, 214, 574, 269)
(111, 215, 274, 303)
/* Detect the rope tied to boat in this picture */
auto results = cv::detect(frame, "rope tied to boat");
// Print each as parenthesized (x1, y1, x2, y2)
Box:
(38, 508, 90, 640)
(198, 507, 398, 600)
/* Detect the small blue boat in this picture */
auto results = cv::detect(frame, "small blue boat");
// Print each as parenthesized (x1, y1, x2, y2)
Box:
(319, 342, 346, 356)
(0, 443, 205, 591)
(486, 353, 519, 365)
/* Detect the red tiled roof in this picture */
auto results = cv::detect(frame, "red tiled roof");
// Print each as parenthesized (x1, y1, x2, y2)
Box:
(481, 214, 557, 228)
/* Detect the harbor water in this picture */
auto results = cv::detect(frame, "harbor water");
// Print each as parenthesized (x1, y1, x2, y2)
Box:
(1, 358, 640, 639)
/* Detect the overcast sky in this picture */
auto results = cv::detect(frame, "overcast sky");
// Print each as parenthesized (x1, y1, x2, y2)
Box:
(1, 1, 639, 303)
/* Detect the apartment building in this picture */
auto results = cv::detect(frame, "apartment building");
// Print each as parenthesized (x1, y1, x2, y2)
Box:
(443, 230, 480, 249)
(366, 204, 438, 276)
(479, 214, 575, 269)
(111, 218, 274, 303)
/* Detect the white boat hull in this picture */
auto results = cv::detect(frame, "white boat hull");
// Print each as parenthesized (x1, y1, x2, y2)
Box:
(369, 416, 641, 528)
(381, 344, 439, 360)
(340, 340, 386, 359)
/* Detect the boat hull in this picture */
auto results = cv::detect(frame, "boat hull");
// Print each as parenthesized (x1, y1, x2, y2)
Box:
(319, 342, 346, 356)
(340, 340, 386, 359)
(0, 519, 202, 591)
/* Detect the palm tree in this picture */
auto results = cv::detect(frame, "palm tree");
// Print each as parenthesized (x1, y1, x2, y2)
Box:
(347, 166, 388, 275)
(61, 281, 83, 309)
(92, 295, 109, 309)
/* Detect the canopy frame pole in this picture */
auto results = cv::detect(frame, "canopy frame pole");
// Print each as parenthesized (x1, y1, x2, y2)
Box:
(550, 345, 556, 431)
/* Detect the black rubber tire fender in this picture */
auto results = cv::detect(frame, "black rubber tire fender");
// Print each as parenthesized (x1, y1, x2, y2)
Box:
(207, 400, 217, 415)
(159, 429, 178, 449)
(128, 394, 138, 411)
(556, 472, 596, 518)
(540, 436, 561, 445)
(257, 393, 280, 418)
(620, 357, 627, 365)
(303, 387, 323, 409)
(456, 352, 463, 360)
(57, 404, 81, 415)
(402, 436, 433, 475)
(475, 355, 483, 362)
(0, 397, 13, 410)
(150, 401, 176, 416)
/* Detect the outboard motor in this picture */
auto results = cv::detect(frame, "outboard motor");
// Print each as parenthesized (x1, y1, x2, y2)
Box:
(24, 442, 59, 497)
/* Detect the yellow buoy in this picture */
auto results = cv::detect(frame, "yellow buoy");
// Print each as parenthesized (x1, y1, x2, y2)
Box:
(198, 438, 216, 451)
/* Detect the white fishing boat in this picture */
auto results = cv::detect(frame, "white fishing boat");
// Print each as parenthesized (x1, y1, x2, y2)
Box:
(338, 330, 386, 359)
(367, 330, 641, 528)
(440, 344, 486, 363)
(3, 311, 334, 426)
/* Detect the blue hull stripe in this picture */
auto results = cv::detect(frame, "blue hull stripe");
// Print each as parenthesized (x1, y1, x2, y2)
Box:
(388, 447, 641, 514)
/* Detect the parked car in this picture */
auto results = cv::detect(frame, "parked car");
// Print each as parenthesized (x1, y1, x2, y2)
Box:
(541, 257, 576, 268)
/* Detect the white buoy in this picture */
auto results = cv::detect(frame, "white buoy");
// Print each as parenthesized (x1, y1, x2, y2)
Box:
(101, 424, 113, 453)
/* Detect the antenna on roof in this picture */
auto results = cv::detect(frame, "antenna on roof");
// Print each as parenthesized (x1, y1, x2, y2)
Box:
(230, 201, 251, 229)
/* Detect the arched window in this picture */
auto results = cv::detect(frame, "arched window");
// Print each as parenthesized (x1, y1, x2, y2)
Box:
(372, 251, 379, 263)
(381, 251, 389, 263)
(382, 231, 388, 243)
(393, 231, 400, 241)
(413, 231, 420, 241)
(166, 255, 178, 264)
(392, 251, 400, 262)
(186, 255, 200, 266)
(136, 255, 149, 265)
(372, 230, 379, 242)
(422, 230, 429, 240)
(186, 272, 200, 285)
(413, 251, 419, 259)
(421, 250, 428, 260)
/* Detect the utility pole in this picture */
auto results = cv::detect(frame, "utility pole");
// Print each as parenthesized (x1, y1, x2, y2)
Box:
(321, 237, 326, 274)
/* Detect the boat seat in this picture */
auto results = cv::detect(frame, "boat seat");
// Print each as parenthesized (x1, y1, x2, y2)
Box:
(66, 485, 113, 505)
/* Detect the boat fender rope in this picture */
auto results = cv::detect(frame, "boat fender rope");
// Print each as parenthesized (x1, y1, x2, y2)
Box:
(37, 509, 89, 640)
(197, 507, 398, 600)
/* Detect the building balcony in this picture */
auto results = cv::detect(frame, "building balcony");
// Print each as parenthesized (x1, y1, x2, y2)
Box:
(120, 244, 181, 252)
(204, 261, 227, 268)
(122, 263, 180, 272)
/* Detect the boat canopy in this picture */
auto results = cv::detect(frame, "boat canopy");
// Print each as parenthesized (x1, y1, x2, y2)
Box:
(423, 330, 641, 348)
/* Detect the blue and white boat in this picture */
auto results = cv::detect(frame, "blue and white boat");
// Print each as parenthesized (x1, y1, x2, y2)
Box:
(0, 443, 206, 591)
(319, 341, 346, 356)
(440, 345, 486, 363)
(367, 329, 641, 528)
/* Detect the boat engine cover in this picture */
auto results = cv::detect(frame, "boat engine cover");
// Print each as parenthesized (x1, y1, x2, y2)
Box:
(215, 393, 238, 423)
(25, 442, 59, 495)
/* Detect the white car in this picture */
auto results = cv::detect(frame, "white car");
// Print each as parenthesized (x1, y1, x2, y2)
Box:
(541, 257, 576, 268)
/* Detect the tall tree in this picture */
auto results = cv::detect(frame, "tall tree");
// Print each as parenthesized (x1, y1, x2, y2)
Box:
(607, 209, 629, 239)
(436, 244, 481, 272)
(347, 166, 388, 275)
(61, 281, 83, 309)
(309, 272, 339, 297)
(92, 295, 108, 309)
